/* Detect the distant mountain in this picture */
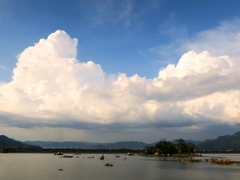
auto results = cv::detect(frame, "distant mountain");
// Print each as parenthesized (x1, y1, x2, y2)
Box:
(170, 140, 200, 145)
(25, 141, 149, 150)
(92, 141, 149, 149)
(0, 135, 204, 150)
(195, 131, 240, 151)
(25, 141, 99, 149)
(184, 140, 201, 145)
(0, 135, 41, 149)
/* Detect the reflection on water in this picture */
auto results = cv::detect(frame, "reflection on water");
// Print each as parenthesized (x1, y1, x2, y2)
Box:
(0, 153, 239, 180)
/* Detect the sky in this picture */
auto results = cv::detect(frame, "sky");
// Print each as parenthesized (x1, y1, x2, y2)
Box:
(0, 0, 240, 143)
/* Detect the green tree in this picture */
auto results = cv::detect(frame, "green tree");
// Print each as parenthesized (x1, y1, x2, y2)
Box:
(186, 143, 195, 154)
(144, 146, 156, 155)
(175, 139, 194, 154)
(155, 139, 177, 154)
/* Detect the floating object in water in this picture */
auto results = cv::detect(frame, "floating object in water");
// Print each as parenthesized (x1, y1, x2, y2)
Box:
(63, 155, 73, 158)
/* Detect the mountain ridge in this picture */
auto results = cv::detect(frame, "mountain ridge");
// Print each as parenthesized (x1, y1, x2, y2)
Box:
(25, 140, 149, 149)
(195, 131, 240, 151)
(0, 135, 41, 149)
(2, 131, 240, 150)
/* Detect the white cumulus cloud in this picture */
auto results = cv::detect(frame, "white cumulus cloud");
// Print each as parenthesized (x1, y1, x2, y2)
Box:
(0, 29, 240, 133)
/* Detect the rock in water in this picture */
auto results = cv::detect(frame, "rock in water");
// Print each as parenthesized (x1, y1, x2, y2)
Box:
(99, 154, 104, 160)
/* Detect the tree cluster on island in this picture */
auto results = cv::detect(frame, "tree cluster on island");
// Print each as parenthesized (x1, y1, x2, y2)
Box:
(144, 138, 194, 156)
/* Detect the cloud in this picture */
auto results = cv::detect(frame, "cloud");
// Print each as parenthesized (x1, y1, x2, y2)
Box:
(80, 0, 165, 27)
(151, 18, 240, 67)
(183, 18, 240, 61)
(0, 27, 240, 141)
(83, 0, 134, 26)
(118, 0, 133, 26)
(158, 13, 187, 39)
(0, 64, 7, 70)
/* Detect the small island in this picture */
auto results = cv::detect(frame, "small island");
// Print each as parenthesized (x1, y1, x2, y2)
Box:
(142, 138, 235, 165)
(143, 138, 194, 156)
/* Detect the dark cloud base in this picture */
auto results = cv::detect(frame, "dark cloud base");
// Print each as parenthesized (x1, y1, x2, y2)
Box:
(1, 112, 239, 142)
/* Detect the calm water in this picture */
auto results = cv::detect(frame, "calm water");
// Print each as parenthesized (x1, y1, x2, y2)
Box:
(0, 153, 239, 180)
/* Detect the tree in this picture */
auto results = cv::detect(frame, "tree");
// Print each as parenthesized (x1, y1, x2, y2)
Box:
(175, 139, 194, 154)
(144, 146, 156, 155)
(155, 139, 177, 154)
(186, 143, 195, 154)
(175, 139, 187, 154)
(144, 138, 193, 156)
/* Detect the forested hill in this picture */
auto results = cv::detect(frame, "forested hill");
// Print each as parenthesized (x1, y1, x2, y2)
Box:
(0, 135, 41, 149)
(195, 131, 240, 151)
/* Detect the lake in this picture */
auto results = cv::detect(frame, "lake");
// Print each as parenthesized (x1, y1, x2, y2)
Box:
(0, 153, 239, 180)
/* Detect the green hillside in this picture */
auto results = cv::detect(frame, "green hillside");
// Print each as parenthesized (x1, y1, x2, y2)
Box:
(196, 131, 240, 151)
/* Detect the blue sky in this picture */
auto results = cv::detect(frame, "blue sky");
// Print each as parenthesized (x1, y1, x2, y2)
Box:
(2, 0, 240, 81)
(0, 0, 240, 143)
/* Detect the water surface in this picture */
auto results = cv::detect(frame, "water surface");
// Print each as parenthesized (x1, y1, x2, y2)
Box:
(0, 153, 239, 180)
